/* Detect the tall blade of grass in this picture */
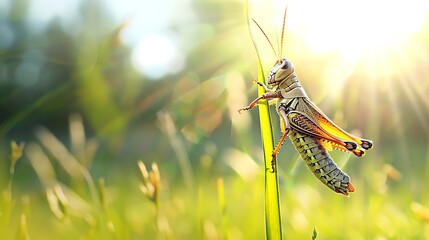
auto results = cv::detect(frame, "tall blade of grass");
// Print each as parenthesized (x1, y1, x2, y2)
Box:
(245, 1, 283, 239)
(256, 58, 283, 239)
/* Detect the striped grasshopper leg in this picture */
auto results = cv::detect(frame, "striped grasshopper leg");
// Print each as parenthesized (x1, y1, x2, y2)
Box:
(289, 129, 355, 196)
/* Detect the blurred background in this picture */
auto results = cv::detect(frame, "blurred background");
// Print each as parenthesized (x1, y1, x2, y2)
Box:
(1, 0, 429, 239)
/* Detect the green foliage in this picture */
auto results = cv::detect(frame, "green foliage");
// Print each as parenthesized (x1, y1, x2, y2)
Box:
(2, 120, 429, 239)
(312, 227, 317, 240)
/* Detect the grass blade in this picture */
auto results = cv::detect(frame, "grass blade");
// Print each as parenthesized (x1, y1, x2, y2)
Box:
(256, 58, 283, 239)
(245, 1, 283, 238)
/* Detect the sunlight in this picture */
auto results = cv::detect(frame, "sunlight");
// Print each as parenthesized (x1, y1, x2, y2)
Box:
(288, 0, 429, 60)
(131, 33, 185, 79)
(250, 0, 429, 103)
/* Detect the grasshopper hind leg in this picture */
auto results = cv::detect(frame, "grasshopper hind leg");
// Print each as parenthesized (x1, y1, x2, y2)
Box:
(269, 108, 291, 173)
(271, 129, 289, 173)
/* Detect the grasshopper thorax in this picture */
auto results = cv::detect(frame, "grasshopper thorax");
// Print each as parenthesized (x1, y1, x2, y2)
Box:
(268, 58, 295, 86)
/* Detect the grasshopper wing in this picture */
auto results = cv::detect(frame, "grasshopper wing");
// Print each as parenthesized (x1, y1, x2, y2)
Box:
(287, 111, 365, 156)
(302, 98, 373, 150)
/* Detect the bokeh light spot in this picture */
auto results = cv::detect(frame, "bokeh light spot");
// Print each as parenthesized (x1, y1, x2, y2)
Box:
(131, 33, 185, 79)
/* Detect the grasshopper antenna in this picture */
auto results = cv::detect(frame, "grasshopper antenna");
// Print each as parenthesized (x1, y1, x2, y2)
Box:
(252, 19, 278, 59)
(280, 5, 288, 59)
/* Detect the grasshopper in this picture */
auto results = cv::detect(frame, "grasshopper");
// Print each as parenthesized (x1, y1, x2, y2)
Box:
(239, 8, 373, 196)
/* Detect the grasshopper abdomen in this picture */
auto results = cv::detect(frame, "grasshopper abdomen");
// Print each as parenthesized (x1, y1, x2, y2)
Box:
(289, 130, 355, 195)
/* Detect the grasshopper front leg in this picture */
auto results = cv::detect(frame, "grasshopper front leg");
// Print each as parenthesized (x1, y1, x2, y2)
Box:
(238, 91, 281, 113)
(253, 80, 273, 92)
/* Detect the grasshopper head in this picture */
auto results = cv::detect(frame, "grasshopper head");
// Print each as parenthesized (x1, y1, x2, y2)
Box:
(268, 58, 294, 86)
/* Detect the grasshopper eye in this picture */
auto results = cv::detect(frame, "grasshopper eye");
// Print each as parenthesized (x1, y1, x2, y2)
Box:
(281, 60, 290, 69)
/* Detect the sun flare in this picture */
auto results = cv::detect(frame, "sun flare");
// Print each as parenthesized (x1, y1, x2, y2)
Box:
(287, 0, 429, 60)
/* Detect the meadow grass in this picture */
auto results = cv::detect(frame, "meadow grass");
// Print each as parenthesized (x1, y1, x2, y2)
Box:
(1, 125, 429, 239)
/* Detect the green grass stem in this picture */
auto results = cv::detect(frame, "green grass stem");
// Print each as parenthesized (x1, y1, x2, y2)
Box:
(256, 58, 283, 240)
(245, 1, 283, 238)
